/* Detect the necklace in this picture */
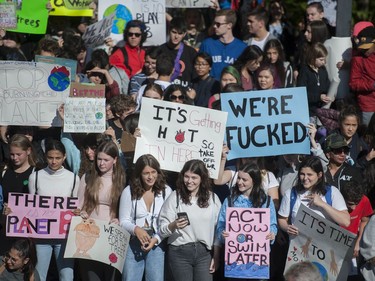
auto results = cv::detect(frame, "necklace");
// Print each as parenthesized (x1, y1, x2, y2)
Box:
(314, 71, 320, 86)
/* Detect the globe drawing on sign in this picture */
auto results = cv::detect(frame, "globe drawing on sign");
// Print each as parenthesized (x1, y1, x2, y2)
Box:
(103, 4, 132, 35)
(311, 262, 328, 281)
(48, 66, 70, 92)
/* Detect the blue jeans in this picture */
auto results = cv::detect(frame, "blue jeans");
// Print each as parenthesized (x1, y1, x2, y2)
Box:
(168, 242, 212, 281)
(36, 242, 74, 281)
(122, 238, 165, 281)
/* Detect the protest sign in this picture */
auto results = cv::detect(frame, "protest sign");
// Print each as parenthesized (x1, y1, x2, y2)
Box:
(134, 98, 227, 179)
(82, 13, 115, 48)
(6, 193, 78, 239)
(221, 87, 310, 160)
(0, 61, 71, 126)
(285, 204, 356, 281)
(225, 207, 270, 279)
(0, 0, 48, 34)
(35, 55, 77, 82)
(64, 216, 130, 273)
(98, 0, 166, 46)
(0, 2, 17, 29)
(49, 0, 93, 16)
(166, 0, 211, 8)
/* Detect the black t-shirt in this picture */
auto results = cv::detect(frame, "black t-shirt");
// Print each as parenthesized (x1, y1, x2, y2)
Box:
(192, 76, 221, 108)
(0, 166, 34, 203)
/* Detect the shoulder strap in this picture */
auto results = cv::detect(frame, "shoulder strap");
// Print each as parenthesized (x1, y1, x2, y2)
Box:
(289, 187, 297, 219)
(227, 195, 232, 208)
(119, 47, 131, 74)
(175, 190, 179, 209)
(70, 174, 77, 197)
(325, 185, 332, 206)
(266, 195, 271, 208)
(35, 170, 39, 195)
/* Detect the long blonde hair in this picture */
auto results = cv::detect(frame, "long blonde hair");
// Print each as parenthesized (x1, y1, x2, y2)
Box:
(9, 134, 36, 168)
(82, 141, 126, 217)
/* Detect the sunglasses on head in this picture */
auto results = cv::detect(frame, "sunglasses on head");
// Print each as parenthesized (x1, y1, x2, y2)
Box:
(128, 32, 142, 38)
(170, 94, 185, 101)
(331, 147, 350, 155)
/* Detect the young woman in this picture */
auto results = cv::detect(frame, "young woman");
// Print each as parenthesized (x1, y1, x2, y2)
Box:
(158, 160, 222, 281)
(255, 62, 278, 90)
(143, 82, 164, 100)
(191, 53, 221, 108)
(28, 139, 80, 281)
(278, 156, 350, 236)
(233, 45, 264, 91)
(297, 42, 330, 118)
(77, 140, 126, 281)
(264, 39, 294, 88)
(164, 84, 193, 105)
(0, 134, 36, 255)
(215, 163, 278, 280)
(119, 154, 172, 281)
(0, 238, 40, 281)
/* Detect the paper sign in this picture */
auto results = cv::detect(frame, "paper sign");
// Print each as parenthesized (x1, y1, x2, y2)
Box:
(82, 13, 115, 48)
(134, 98, 227, 179)
(0, 61, 71, 126)
(221, 87, 310, 160)
(64, 216, 131, 273)
(35, 55, 77, 82)
(6, 193, 78, 239)
(63, 0, 91, 10)
(225, 207, 270, 279)
(64, 97, 106, 133)
(285, 204, 356, 281)
(0, 3, 17, 29)
(166, 0, 211, 8)
(49, 0, 93, 16)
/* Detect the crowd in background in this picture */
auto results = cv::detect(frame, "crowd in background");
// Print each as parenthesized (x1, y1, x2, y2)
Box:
(1, 0, 375, 281)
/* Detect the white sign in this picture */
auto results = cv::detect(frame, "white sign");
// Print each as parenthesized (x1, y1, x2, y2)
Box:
(166, 0, 211, 8)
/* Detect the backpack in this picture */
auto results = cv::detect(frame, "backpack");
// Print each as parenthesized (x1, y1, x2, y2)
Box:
(289, 185, 332, 219)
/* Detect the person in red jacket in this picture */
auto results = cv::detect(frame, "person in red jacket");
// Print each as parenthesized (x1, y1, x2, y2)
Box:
(349, 26, 375, 126)
(110, 20, 147, 78)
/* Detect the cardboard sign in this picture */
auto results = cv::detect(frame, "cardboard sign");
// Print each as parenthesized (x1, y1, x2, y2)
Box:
(35, 55, 77, 82)
(64, 216, 131, 273)
(285, 204, 356, 281)
(6, 193, 78, 239)
(69, 82, 105, 98)
(166, 0, 211, 8)
(0, 61, 71, 126)
(221, 87, 310, 160)
(0, 2, 17, 29)
(225, 207, 270, 279)
(82, 13, 115, 48)
(134, 98, 227, 179)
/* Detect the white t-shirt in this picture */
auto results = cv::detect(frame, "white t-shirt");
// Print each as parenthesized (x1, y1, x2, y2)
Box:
(278, 185, 347, 224)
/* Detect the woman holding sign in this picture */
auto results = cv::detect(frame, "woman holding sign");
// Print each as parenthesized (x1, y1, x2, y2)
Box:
(278, 156, 350, 236)
(214, 162, 278, 280)
(28, 139, 80, 281)
(158, 159, 221, 281)
(119, 154, 172, 281)
(77, 140, 126, 281)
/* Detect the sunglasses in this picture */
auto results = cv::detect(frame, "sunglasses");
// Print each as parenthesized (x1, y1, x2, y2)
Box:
(331, 147, 350, 155)
(170, 95, 185, 101)
(213, 22, 228, 28)
(88, 72, 105, 80)
(128, 32, 142, 38)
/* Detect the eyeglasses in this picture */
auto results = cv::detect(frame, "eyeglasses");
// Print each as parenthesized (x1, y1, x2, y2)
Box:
(128, 32, 142, 38)
(194, 63, 209, 67)
(170, 95, 185, 101)
(213, 22, 228, 28)
(331, 147, 350, 155)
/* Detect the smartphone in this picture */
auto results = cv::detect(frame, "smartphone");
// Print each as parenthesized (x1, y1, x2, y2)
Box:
(177, 212, 190, 225)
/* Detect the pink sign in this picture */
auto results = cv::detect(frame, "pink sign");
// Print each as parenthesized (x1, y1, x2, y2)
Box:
(6, 192, 78, 239)
(225, 207, 270, 279)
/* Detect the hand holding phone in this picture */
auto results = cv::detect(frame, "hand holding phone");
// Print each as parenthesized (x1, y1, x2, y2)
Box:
(177, 212, 190, 226)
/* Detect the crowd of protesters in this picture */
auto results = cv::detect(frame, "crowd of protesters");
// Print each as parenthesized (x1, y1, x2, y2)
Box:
(1, 0, 375, 281)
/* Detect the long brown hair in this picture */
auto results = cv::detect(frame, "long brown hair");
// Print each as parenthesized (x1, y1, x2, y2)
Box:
(130, 154, 166, 200)
(82, 141, 126, 217)
(176, 159, 212, 208)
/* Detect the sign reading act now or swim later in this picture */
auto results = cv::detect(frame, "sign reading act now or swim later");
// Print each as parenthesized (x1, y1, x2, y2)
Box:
(221, 87, 310, 160)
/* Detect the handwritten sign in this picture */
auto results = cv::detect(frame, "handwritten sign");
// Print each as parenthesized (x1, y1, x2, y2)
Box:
(64, 0, 91, 10)
(285, 204, 355, 281)
(225, 207, 270, 279)
(221, 87, 310, 160)
(166, 0, 211, 8)
(134, 98, 227, 179)
(6, 193, 78, 239)
(64, 216, 130, 273)
(35, 55, 77, 82)
(98, 0, 166, 47)
(82, 13, 115, 48)
(0, 2, 17, 29)
(49, 0, 93, 16)
(0, 61, 71, 126)
(0, 0, 48, 34)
